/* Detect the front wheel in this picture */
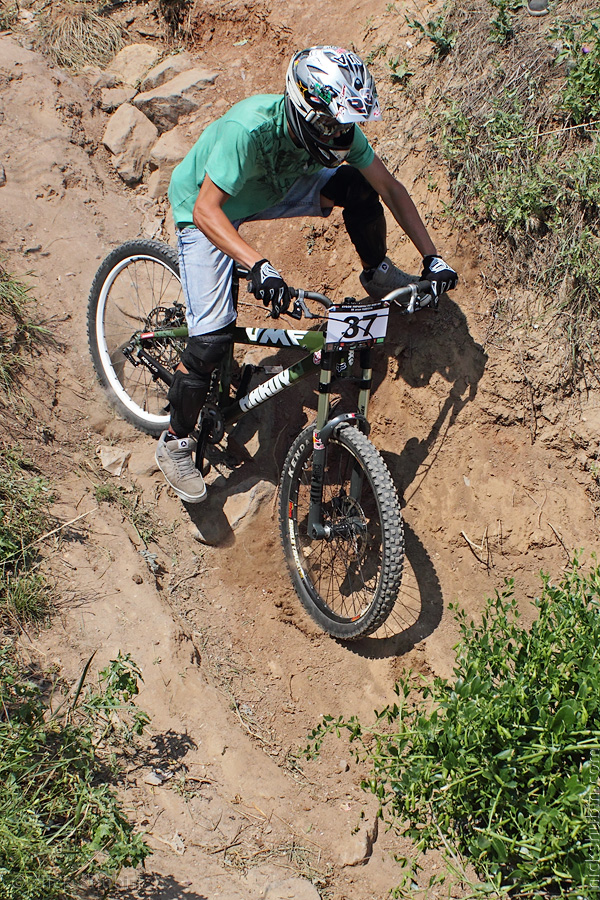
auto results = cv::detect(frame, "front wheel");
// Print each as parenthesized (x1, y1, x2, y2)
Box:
(279, 424, 404, 640)
(87, 240, 186, 436)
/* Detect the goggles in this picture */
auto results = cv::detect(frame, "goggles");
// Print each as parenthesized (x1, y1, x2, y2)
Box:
(306, 110, 354, 137)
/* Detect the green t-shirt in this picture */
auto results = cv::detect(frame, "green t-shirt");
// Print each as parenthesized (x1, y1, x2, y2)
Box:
(168, 94, 375, 228)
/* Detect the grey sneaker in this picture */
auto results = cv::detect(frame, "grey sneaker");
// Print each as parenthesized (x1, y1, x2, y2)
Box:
(527, 0, 549, 14)
(155, 432, 207, 503)
(359, 257, 419, 300)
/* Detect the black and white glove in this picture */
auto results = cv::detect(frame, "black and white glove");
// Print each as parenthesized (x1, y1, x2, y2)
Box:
(421, 255, 458, 299)
(249, 259, 290, 318)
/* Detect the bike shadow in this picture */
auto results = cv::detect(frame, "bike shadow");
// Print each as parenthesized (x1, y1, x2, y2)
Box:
(343, 520, 443, 658)
(186, 293, 487, 655)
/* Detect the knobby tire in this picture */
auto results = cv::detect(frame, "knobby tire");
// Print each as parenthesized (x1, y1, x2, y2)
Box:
(279, 423, 404, 640)
(87, 240, 184, 436)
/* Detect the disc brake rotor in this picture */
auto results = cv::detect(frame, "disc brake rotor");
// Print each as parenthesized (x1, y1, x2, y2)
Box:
(329, 494, 368, 553)
(142, 306, 186, 370)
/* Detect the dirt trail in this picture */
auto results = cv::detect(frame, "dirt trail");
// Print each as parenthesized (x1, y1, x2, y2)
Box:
(2, 3, 599, 896)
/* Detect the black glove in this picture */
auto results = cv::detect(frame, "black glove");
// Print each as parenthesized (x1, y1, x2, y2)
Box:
(249, 259, 290, 318)
(421, 255, 458, 299)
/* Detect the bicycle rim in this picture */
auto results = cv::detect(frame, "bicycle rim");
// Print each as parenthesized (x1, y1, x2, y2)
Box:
(92, 245, 184, 432)
(280, 425, 404, 639)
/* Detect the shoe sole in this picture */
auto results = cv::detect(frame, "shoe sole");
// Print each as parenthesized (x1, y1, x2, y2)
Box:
(155, 453, 207, 504)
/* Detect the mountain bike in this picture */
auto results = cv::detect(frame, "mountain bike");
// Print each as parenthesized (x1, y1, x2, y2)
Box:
(87, 239, 436, 640)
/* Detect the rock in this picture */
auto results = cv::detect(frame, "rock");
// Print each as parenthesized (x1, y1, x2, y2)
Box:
(187, 478, 275, 545)
(133, 68, 218, 133)
(146, 126, 194, 199)
(106, 43, 162, 87)
(140, 51, 194, 91)
(339, 815, 379, 867)
(146, 168, 166, 200)
(103, 103, 158, 184)
(0, 165, 5, 186)
(82, 68, 120, 90)
(262, 877, 321, 900)
(128, 443, 160, 477)
(99, 86, 137, 112)
(223, 478, 275, 531)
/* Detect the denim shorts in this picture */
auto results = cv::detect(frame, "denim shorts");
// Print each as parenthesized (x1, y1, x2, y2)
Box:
(177, 169, 335, 337)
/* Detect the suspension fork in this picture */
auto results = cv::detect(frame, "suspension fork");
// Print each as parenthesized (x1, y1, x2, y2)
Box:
(308, 348, 372, 540)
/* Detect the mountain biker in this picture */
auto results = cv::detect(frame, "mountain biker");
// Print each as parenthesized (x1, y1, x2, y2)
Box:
(156, 45, 458, 504)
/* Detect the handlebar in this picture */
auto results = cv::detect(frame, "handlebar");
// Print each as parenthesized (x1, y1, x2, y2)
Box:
(239, 265, 435, 320)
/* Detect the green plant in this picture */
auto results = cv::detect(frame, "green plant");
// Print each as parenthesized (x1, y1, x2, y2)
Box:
(0, 265, 44, 392)
(364, 42, 388, 65)
(387, 55, 414, 85)
(438, 81, 600, 320)
(0, 645, 150, 899)
(308, 559, 600, 897)
(406, 14, 456, 58)
(552, 14, 600, 124)
(488, 0, 522, 44)
(0, 448, 54, 627)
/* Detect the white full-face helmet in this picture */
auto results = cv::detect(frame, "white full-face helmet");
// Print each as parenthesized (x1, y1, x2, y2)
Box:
(285, 45, 381, 168)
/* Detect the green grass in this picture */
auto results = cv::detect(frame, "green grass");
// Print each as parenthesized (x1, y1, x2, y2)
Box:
(0, 265, 45, 393)
(0, 448, 54, 628)
(384, 2, 600, 368)
(308, 558, 600, 898)
(0, 647, 150, 899)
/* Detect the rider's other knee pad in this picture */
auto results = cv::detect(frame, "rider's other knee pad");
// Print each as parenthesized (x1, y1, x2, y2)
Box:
(168, 331, 233, 436)
(320, 166, 387, 268)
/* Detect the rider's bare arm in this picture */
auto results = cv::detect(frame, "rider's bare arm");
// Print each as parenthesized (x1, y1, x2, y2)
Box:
(360, 154, 438, 260)
(192, 175, 264, 270)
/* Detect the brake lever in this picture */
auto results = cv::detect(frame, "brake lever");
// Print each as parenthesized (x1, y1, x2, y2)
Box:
(289, 291, 317, 320)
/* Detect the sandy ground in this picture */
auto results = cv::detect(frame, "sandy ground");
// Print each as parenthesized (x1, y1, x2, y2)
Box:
(2, 3, 600, 897)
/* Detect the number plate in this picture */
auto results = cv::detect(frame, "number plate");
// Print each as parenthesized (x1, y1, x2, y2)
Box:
(325, 302, 389, 349)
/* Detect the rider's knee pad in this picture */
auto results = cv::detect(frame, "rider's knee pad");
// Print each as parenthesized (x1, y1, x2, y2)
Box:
(180, 331, 233, 376)
(168, 331, 233, 436)
(321, 167, 386, 269)
(167, 369, 211, 437)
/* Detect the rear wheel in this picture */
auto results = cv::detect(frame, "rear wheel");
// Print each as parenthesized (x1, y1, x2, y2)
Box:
(87, 240, 185, 436)
(279, 424, 404, 640)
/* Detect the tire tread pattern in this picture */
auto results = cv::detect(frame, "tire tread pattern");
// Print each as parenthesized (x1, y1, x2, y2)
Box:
(279, 423, 404, 640)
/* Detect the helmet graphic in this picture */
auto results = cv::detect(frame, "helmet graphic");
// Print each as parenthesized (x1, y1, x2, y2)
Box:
(285, 46, 381, 168)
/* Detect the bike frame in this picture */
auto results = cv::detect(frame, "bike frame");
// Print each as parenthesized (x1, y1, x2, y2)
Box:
(135, 319, 377, 540)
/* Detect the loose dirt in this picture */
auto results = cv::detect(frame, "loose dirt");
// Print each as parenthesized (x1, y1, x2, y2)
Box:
(2, 2, 599, 897)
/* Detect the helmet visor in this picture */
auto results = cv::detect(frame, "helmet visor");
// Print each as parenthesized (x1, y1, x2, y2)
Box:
(306, 110, 354, 137)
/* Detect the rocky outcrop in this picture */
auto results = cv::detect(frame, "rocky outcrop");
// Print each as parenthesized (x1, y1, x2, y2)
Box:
(146, 126, 195, 199)
(132, 67, 218, 133)
(103, 102, 158, 184)
(94, 45, 217, 192)
(105, 43, 162, 87)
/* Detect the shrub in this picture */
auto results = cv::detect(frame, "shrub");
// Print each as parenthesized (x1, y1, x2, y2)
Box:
(308, 559, 600, 897)
(0, 647, 150, 899)
(553, 14, 600, 124)
(38, 2, 122, 71)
